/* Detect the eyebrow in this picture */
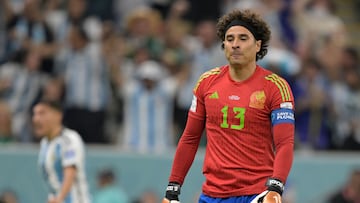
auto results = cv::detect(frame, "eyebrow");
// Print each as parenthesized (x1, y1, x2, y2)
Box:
(225, 33, 250, 38)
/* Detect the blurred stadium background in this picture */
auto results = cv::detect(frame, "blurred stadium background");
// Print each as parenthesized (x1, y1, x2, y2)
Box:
(1, 0, 360, 203)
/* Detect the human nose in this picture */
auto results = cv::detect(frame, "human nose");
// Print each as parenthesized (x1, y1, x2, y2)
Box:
(231, 39, 240, 49)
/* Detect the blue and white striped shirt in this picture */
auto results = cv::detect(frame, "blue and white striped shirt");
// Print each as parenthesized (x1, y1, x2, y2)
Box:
(58, 43, 111, 111)
(122, 78, 177, 153)
(38, 128, 90, 203)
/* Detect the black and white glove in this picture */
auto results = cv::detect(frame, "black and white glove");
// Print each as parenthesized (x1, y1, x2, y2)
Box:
(250, 178, 284, 203)
(162, 182, 181, 203)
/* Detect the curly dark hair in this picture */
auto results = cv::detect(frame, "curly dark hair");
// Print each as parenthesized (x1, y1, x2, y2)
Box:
(216, 9, 271, 61)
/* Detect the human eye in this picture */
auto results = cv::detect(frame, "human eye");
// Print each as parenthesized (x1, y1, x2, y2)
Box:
(226, 35, 234, 42)
(240, 35, 248, 40)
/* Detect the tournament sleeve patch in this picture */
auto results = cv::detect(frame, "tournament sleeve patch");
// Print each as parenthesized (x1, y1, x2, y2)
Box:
(271, 108, 295, 125)
(64, 150, 76, 159)
(190, 95, 197, 112)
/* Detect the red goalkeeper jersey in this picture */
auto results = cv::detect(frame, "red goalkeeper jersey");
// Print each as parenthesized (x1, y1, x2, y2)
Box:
(169, 65, 295, 198)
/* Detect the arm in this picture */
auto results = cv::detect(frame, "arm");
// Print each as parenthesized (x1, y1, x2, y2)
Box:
(262, 76, 295, 203)
(48, 166, 77, 203)
(254, 122, 294, 203)
(272, 123, 294, 183)
(163, 114, 205, 203)
(169, 115, 205, 184)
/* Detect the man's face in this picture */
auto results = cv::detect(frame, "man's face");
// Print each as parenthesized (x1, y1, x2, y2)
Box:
(32, 104, 61, 137)
(223, 26, 261, 67)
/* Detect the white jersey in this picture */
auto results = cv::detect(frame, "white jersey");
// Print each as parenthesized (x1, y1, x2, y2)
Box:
(122, 78, 177, 153)
(38, 128, 90, 203)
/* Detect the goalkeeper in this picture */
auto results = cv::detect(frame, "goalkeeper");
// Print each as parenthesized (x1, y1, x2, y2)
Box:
(162, 9, 295, 203)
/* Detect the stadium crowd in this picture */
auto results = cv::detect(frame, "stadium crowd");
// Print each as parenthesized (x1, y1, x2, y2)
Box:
(0, 0, 359, 153)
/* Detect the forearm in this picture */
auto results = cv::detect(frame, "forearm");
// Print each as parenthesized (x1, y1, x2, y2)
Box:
(272, 123, 294, 183)
(169, 115, 205, 185)
(57, 166, 76, 201)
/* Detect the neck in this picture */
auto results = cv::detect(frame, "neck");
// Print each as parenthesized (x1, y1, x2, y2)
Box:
(229, 62, 257, 82)
(46, 125, 62, 140)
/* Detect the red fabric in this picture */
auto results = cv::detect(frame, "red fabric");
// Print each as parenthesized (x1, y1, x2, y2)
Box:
(169, 115, 205, 185)
(169, 65, 294, 198)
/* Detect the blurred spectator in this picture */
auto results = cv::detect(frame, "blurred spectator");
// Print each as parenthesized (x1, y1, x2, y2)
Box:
(0, 48, 49, 142)
(327, 168, 360, 203)
(292, 58, 332, 150)
(113, 0, 151, 30)
(93, 168, 129, 203)
(0, 189, 18, 203)
(333, 68, 360, 150)
(55, 24, 111, 144)
(0, 0, 10, 64)
(0, 101, 14, 143)
(340, 46, 359, 73)
(42, 0, 69, 44)
(123, 7, 164, 61)
(119, 60, 179, 153)
(41, 78, 64, 103)
(161, 19, 190, 76)
(174, 19, 226, 142)
(132, 189, 160, 203)
(258, 47, 301, 81)
(5, 0, 58, 75)
(292, 0, 347, 65)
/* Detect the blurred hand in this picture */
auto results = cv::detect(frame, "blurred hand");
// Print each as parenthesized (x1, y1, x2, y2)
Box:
(47, 195, 62, 203)
(162, 198, 180, 203)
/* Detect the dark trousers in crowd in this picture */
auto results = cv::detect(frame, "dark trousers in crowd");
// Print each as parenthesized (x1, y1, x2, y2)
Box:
(63, 108, 107, 144)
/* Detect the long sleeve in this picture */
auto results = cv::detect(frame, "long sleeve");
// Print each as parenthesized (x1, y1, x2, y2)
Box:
(169, 115, 205, 185)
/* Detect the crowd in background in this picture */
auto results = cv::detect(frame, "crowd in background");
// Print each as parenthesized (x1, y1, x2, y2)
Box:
(0, 0, 359, 153)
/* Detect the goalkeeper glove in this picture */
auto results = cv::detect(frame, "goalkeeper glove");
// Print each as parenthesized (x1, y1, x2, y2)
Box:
(262, 191, 282, 203)
(162, 182, 181, 203)
(250, 178, 284, 203)
(250, 191, 282, 203)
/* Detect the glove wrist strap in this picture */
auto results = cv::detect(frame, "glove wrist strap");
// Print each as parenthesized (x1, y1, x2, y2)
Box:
(165, 182, 181, 200)
(266, 178, 284, 195)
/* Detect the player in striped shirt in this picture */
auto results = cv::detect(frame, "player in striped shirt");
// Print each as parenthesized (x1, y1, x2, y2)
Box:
(162, 9, 295, 203)
(33, 99, 90, 203)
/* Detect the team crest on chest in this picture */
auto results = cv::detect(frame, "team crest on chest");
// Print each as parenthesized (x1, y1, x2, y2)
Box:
(249, 90, 266, 109)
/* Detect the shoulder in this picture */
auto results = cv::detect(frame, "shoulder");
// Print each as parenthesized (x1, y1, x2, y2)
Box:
(61, 128, 84, 145)
(39, 138, 48, 146)
(257, 66, 290, 88)
(193, 66, 225, 92)
(257, 67, 293, 102)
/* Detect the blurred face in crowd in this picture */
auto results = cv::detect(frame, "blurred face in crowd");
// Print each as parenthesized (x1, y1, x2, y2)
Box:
(23, 0, 41, 21)
(25, 50, 41, 72)
(32, 103, 62, 138)
(68, 26, 87, 50)
(68, 0, 86, 20)
(196, 20, 217, 48)
(223, 26, 261, 67)
(348, 171, 360, 201)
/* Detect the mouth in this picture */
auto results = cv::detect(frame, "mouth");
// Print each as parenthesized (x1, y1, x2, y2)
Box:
(33, 123, 42, 130)
(231, 53, 242, 58)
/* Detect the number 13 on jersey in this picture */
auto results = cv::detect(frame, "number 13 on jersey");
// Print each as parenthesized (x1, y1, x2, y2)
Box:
(220, 105, 246, 130)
